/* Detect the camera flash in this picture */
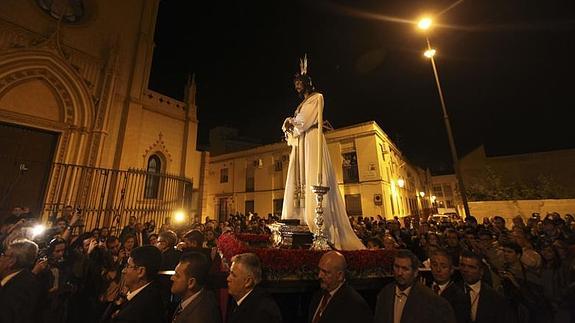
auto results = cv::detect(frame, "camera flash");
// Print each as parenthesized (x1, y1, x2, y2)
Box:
(31, 224, 46, 238)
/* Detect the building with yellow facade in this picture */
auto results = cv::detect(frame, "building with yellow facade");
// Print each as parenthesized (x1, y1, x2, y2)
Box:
(431, 174, 464, 216)
(0, 1, 205, 230)
(203, 121, 434, 221)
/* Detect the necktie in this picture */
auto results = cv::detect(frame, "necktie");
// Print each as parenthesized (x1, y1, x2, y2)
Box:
(312, 291, 331, 323)
(172, 303, 183, 323)
(465, 284, 476, 322)
(432, 283, 441, 295)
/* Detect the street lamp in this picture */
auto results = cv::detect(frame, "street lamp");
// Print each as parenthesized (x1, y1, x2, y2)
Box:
(424, 48, 436, 58)
(417, 17, 471, 218)
(417, 17, 432, 30)
(174, 209, 186, 223)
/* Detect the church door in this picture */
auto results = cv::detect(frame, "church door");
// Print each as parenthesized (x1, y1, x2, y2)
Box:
(0, 122, 59, 218)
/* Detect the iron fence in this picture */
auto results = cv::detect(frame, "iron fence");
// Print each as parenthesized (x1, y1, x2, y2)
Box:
(42, 163, 193, 235)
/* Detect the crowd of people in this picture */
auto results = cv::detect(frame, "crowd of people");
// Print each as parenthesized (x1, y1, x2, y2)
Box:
(353, 212, 575, 323)
(0, 205, 574, 323)
(0, 207, 224, 323)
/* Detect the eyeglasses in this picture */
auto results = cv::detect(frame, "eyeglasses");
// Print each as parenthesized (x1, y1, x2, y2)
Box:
(125, 263, 142, 270)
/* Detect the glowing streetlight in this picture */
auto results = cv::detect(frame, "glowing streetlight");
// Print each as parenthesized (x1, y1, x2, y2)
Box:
(415, 15, 471, 218)
(419, 191, 425, 198)
(418, 17, 433, 30)
(174, 210, 186, 223)
(424, 48, 436, 58)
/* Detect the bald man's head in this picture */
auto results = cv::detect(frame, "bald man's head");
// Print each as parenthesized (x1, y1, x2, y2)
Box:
(318, 251, 347, 292)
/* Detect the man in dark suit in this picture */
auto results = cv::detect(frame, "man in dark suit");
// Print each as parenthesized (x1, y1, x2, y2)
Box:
(0, 239, 41, 323)
(156, 230, 182, 316)
(110, 245, 165, 323)
(374, 249, 456, 323)
(178, 229, 223, 288)
(120, 216, 137, 242)
(226, 252, 282, 323)
(308, 251, 372, 323)
(459, 251, 508, 323)
(430, 249, 470, 323)
(170, 252, 221, 323)
(178, 230, 213, 266)
(134, 222, 145, 247)
(179, 229, 205, 250)
(157, 230, 182, 271)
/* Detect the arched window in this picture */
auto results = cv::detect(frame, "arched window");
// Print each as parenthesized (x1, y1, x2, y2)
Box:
(144, 155, 161, 198)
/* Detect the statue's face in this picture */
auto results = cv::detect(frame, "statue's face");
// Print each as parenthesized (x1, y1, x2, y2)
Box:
(294, 79, 305, 94)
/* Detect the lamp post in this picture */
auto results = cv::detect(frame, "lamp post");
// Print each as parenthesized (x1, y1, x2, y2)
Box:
(417, 17, 471, 218)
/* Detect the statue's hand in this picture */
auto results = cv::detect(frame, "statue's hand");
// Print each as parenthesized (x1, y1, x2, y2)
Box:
(285, 131, 297, 147)
(282, 118, 294, 132)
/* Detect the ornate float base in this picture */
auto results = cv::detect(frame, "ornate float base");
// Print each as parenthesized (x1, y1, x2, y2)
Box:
(217, 233, 395, 281)
(268, 220, 314, 249)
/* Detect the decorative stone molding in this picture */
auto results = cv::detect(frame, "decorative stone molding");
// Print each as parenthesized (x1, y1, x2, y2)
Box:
(143, 132, 173, 165)
(142, 89, 185, 111)
(0, 19, 103, 97)
(141, 89, 187, 120)
(0, 67, 75, 124)
(30, 25, 68, 59)
(0, 48, 99, 171)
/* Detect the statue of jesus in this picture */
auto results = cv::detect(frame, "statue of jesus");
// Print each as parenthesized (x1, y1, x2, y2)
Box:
(281, 57, 365, 250)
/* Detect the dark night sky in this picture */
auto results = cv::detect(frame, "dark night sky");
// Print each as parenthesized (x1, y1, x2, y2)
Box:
(148, 0, 575, 174)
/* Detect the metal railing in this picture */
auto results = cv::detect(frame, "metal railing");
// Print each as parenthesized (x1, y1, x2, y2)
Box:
(43, 163, 193, 235)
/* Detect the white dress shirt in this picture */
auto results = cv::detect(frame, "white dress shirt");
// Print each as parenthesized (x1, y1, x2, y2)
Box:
(126, 282, 151, 301)
(180, 288, 203, 311)
(394, 285, 412, 323)
(433, 280, 452, 295)
(236, 288, 254, 306)
(312, 281, 345, 319)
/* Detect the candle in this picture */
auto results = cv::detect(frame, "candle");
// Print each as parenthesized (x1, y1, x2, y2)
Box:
(317, 99, 323, 186)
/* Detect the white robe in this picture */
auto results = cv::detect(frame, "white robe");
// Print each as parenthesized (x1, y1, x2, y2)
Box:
(281, 92, 365, 250)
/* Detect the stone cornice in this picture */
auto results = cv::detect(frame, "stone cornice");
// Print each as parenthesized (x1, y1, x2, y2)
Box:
(0, 109, 67, 132)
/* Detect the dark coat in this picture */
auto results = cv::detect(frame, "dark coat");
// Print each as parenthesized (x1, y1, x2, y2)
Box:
(111, 281, 165, 323)
(374, 282, 456, 323)
(475, 283, 508, 323)
(173, 289, 221, 323)
(0, 269, 41, 323)
(158, 247, 183, 315)
(160, 247, 182, 271)
(440, 282, 471, 323)
(119, 226, 136, 243)
(227, 286, 282, 323)
(308, 284, 372, 323)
